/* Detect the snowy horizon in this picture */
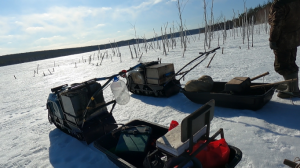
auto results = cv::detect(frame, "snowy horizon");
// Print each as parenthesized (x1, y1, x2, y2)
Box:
(0, 24, 299, 168)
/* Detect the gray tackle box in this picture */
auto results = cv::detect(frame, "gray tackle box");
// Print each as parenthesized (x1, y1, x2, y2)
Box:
(146, 63, 175, 85)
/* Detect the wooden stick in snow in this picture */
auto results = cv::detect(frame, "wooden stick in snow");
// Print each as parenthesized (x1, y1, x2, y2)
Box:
(138, 53, 143, 62)
(129, 43, 134, 59)
(206, 53, 217, 68)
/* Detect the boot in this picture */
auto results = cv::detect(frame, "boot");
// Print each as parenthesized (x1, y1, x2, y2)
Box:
(277, 72, 299, 98)
(277, 74, 291, 91)
(276, 84, 287, 91)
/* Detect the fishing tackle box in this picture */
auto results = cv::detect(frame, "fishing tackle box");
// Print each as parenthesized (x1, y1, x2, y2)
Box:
(146, 63, 175, 85)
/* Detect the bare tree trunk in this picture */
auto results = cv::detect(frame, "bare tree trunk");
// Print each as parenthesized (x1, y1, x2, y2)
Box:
(223, 17, 226, 44)
(173, 21, 176, 48)
(218, 32, 220, 46)
(109, 41, 115, 56)
(97, 46, 101, 60)
(252, 15, 254, 47)
(247, 20, 250, 49)
(198, 24, 201, 41)
(133, 45, 138, 58)
(153, 28, 160, 50)
(176, 0, 185, 48)
(208, 0, 214, 49)
(138, 53, 143, 62)
(203, 0, 208, 50)
(232, 9, 236, 39)
(184, 30, 187, 52)
(242, 18, 245, 44)
(164, 23, 170, 53)
(161, 27, 167, 56)
(264, 9, 268, 34)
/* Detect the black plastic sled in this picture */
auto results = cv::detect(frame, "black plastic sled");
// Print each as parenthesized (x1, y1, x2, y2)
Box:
(182, 82, 275, 111)
(47, 79, 118, 144)
(94, 100, 242, 168)
(125, 47, 220, 98)
(46, 64, 142, 144)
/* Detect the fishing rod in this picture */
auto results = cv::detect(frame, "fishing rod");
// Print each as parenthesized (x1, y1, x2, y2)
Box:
(164, 47, 220, 86)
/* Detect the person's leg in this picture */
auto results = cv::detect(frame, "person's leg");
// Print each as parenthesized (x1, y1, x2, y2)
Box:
(274, 48, 298, 76)
(274, 48, 299, 98)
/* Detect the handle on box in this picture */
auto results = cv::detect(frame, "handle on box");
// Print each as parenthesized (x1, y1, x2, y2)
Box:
(283, 159, 297, 168)
(250, 72, 269, 81)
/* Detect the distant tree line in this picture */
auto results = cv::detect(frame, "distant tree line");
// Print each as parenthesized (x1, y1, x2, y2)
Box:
(0, 39, 143, 66)
(239, 0, 272, 24)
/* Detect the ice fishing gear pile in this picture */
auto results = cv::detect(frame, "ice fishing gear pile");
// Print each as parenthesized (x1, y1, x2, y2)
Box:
(46, 47, 221, 144)
(46, 47, 244, 167)
(124, 47, 220, 97)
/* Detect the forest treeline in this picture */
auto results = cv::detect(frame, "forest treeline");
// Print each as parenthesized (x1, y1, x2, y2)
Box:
(0, 0, 272, 67)
(0, 39, 143, 66)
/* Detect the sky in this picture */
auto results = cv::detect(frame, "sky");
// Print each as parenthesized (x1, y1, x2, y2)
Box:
(0, 0, 269, 56)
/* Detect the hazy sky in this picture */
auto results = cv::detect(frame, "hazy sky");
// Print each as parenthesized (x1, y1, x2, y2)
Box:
(0, 0, 268, 56)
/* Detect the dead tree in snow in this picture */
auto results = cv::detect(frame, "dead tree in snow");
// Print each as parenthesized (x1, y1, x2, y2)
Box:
(232, 9, 236, 39)
(203, 0, 208, 50)
(251, 15, 254, 47)
(161, 27, 167, 56)
(223, 17, 227, 45)
(153, 28, 160, 50)
(208, 0, 214, 49)
(128, 43, 134, 59)
(97, 46, 101, 60)
(264, 9, 268, 34)
(176, 0, 189, 49)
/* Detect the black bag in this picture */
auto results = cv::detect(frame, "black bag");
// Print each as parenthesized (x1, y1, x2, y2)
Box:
(115, 125, 152, 164)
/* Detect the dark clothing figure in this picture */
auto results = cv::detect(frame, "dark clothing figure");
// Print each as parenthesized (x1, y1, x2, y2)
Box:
(268, 0, 300, 98)
(274, 48, 298, 76)
(269, 0, 300, 50)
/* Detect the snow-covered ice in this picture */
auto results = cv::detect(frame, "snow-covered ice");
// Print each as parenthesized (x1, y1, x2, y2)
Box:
(0, 25, 299, 168)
